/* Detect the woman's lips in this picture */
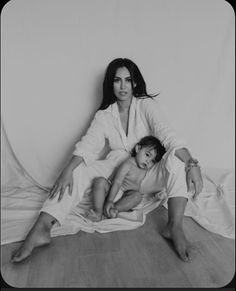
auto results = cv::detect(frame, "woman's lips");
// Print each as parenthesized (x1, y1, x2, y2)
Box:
(119, 91, 127, 95)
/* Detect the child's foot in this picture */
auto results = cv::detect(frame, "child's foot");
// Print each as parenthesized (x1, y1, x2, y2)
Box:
(85, 209, 103, 222)
(11, 224, 51, 263)
(109, 207, 118, 218)
(162, 224, 197, 262)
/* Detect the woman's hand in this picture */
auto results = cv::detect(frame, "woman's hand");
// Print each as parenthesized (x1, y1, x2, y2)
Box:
(104, 201, 115, 218)
(186, 166, 203, 199)
(49, 168, 73, 202)
(48, 155, 83, 202)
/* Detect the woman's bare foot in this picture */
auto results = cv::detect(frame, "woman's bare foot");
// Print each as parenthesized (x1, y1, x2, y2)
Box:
(11, 223, 51, 263)
(162, 224, 197, 262)
(85, 209, 103, 222)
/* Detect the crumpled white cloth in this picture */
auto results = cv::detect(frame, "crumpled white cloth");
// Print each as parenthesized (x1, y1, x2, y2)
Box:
(182, 171, 235, 239)
(1, 166, 234, 245)
(1, 118, 235, 244)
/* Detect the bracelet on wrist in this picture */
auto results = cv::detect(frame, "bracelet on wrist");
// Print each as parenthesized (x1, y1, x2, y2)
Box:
(185, 164, 200, 172)
(185, 158, 200, 172)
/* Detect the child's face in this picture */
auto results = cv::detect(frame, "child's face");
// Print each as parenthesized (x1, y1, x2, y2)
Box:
(135, 146, 157, 170)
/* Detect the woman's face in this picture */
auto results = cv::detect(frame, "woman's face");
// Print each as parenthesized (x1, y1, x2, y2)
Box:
(113, 67, 134, 102)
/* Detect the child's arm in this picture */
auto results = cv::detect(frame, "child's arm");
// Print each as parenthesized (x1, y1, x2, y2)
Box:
(104, 160, 131, 217)
(107, 161, 130, 201)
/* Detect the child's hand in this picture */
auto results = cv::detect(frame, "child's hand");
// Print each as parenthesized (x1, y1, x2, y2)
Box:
(104, 201, 114, 218)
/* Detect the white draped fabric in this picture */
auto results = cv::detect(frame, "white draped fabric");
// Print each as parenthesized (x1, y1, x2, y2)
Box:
(1, 112, 235, 245)
(1, 0, 235, 244)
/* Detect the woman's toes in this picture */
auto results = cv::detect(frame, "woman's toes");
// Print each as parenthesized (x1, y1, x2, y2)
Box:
(176, 244, 197, 262)
(11, 228, 51, 263)
(11, 247, 32, 263)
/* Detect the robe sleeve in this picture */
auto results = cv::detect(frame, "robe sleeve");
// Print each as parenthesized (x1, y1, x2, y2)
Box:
(140, 98, 187, 153)
(73, 110, 107, 165)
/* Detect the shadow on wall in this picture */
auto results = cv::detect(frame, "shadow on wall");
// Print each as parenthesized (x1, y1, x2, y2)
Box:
(58, 70, 106, 169)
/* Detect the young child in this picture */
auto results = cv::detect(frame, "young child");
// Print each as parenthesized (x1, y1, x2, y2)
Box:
(85, 136, 166, 222)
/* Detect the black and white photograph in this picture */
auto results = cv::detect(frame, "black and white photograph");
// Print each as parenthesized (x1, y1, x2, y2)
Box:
(1, 0, 235, 288)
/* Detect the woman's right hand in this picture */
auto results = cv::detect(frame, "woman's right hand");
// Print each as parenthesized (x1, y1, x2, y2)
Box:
(49, 168, 73, 202)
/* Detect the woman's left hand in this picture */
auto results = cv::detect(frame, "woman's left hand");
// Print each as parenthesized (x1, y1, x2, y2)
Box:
(186, 166, 203, 199)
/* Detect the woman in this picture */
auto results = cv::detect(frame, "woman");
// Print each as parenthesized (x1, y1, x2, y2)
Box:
(12, 58, 203, 263)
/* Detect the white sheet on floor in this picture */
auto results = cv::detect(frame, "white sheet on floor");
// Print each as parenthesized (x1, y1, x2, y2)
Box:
(1, 122, 235, 244)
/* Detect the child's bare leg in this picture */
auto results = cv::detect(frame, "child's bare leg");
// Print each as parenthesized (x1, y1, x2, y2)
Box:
(11, 212, 57, 263)
(86, 177, 110, 222)
(114, 190, 142, 213)
(162, 197, 197, 262)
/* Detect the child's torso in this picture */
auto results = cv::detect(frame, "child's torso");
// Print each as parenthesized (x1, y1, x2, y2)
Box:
(121, 162, 147, 192)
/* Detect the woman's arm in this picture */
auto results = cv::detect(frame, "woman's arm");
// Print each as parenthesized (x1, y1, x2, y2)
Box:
(175, 147, 203, 197)
(49, 155, 83, 201)
(175, 147, 192, 163)
(49, 111, 107, 201)
(141, 99, 203, 197)
(140, 99, 187, 151)
(73, 111, 107, 165)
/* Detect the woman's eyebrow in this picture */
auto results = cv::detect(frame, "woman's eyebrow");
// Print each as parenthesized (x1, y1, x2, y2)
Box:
(114, 75, 131, 79)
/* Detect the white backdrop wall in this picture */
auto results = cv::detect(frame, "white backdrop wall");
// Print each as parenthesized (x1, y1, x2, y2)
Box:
(1, 0, 235, 186)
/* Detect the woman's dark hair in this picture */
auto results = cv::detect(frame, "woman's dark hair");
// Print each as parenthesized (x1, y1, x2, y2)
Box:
(131, 135, 166, 163)
(99, 58, 159, 110)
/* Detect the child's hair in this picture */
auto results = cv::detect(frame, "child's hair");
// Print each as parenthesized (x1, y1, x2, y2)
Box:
(131, 136, 166, 163)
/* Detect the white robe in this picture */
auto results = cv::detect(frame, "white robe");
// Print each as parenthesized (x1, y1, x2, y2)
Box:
(41, 97, 234, 239)
(1, 98, 235, 244)
(41, 97, 187, 222)
(73, 96, 186, 166)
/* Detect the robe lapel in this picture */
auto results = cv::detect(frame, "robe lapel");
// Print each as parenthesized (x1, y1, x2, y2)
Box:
(127, 97, 137, 150)
(110, 102, 130, 152)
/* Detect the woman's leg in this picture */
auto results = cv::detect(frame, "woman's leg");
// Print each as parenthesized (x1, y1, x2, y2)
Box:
(162, 197, 197, 262)
(141, 155, 197, 262)
(11, 212, 57, 263)
(86, 177, 110, 222)
(11, 160, 116, 263)
(11, 164, 89, 263)
(160, 156, 197, 262)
